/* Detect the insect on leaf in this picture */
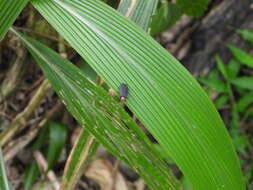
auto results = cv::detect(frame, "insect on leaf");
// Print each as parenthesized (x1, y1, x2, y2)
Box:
(30, 0, 245, 189)
(11, 28, 180, 190)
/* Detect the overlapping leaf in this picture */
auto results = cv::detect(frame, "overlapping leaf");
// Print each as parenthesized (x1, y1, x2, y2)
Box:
(118, 0, 158, 31)
(0, 0, 29, 40)
(30, 0, 244, 189)
(12, 28, 180, 190)
(61, 1, 159, 189)
(150, 1, 182, 35)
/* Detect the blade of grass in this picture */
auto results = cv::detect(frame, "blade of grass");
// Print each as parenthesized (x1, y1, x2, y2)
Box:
(215, 55, 228, 80)
(0, 0, 29, 40)
(47, 121, 67, 171)
(237, 29, 253, 46)
(228, 45, 253, 68)
(61, 129, 98, 190)
(30, 0, 245, 189)
(237, 92, 253, 112)
(0, 147, 11, 190)
(227, 59, 240, 79)
(23, 161, 40, 190)
(11, 28, 180, 190)
(215, 55, 239, 130)
(230, 77, 253, 90)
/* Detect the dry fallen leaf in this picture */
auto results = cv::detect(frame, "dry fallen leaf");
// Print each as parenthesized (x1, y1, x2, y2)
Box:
(85, 158, 128, 190)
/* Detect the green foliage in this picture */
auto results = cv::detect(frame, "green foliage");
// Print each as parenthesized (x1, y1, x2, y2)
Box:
(227, 59, 240, 79)
(22, 121, 67, 189)
(30, 0, 244, 189)
(62, 2, 159, 189)
(176, 0, 209, 17)
(79, 59, 97, 83)
(237, 92, 253, 112)
(199, 29, 253, 162)
(228, 45, 253, 68)
(230, 77, 253, 90)
(0, 0, 29, 40)
(150, 0, 209, 35)
(61, 130, 99, 190)
(199, 72, 228, 93)
(215, 55, 228, 80)
(181, 176, 193, 190)
(23, 162, 40, 190)
(237, 29, 253, 46)
(118, 0, 158, 32)
(2, 0, 247, 189)
(47, 122, 67, 171)
(0, 147, 11, 190)
(13, 29, 180, 190)
(150, 1, 182, 35)
(214, 95, 229, 108)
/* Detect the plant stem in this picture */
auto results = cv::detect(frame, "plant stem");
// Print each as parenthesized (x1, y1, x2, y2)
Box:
(0, 79, 51, 146)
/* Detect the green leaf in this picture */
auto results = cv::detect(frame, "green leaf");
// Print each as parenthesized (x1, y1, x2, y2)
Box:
(23, 161, 40, 190)
(181, 176, 193, 190)
(31, 125, 49, 150)
(61, 130, 99, 190)
(0, 146, 11, 190)
(12, 29, 180, 190)
(30, 0, 244, 189)
(199, 78, 228, 93)
(118, 0, 158, 32)
(230, 77, 253, 90)
(0, 0, 29, 40)
(79, 59, 97, 83)
(22, 127, 49, 189)
(176, 0, 209, 17)
(232, 135, 249, 156)
(237, 92, 253, 112)
(227, 59, 240, 79)
(228, 45, 253, 68)
(215, 55, 228, 80)
(150, 2, 182, 36)
(237, 29, 253, 46)
(47, 121, 67, 170)
(207, 68, 219, 80)
(62, 2, 158, 188)
(214, 95, 229, 108)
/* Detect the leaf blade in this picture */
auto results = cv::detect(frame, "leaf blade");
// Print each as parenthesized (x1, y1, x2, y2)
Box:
(0, 147, 11, 190)
(150, 2, 182, 36)
(228, 45, 253, 68)
(61, 130, 98, 190)
(237, 29, 253, 46)
(230, 77, 253, 90)
(47, 121, 67, 171)
(0, 0, 29, 40)
(31, 0, 245, 189)
(12, 28, 180, 190)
